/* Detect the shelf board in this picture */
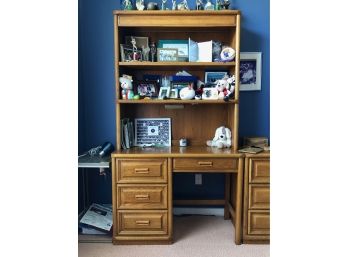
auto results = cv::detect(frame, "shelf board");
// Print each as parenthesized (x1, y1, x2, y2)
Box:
(118, 99, 238, 104)
(118, 61, 235, 70)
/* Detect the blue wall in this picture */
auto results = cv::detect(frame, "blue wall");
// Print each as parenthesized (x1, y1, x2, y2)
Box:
(79, 0, 269, 203)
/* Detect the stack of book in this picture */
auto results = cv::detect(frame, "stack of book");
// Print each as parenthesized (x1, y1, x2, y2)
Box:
(121, 118, 134, 149)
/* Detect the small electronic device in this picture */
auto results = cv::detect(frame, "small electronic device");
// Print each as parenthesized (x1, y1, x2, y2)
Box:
(99, 142, 114, 157)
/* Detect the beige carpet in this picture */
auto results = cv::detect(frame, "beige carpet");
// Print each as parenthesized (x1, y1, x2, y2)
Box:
(79, 215, 270, 257)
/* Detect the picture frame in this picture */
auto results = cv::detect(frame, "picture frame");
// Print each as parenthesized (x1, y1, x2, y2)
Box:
(171, 81, 190, 94)
(202, 88, 219, 100)
(204, 71, 228, 85)
(158, 87, 171, 99)
(125, 36, 149, 49)
(120, 44, 142, 62)
(134, 118, 171, 147)
(157, 48, 178, 62)
(168, 88, 179, 99)
(158, 39, 189, 62)
(134, 80, 159, 97)
(240, 52, 262, 91)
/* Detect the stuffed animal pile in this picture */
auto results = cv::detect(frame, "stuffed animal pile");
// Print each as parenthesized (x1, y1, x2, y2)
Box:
(215, 75, 235, 101)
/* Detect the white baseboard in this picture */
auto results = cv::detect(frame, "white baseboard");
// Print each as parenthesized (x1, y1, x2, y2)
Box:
(173, 207, 224, 216)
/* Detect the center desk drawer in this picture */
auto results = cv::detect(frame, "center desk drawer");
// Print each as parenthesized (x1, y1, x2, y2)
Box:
(117, 184, 168, 209)
(173, 158, 238, 171)
(117, 159, 167, 183)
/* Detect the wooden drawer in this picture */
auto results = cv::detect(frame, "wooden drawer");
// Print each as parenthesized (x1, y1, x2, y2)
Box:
(249, 158, 270, 183)
(247, 210, 270, 235)
(116, 159, 167, 183)
(117, 184, 167, 209)
(117, 13, 236, 27)
(249, 185, 270, 209)
(173, 158, 238, 171)
(117, 210, 168, 236)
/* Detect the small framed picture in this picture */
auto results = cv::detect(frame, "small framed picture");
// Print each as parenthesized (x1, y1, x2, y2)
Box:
(171, 81, 190, 93)
(120, 44, 142, 62)
(157, 48, 178, 62)
(168, 88, 179, 99)
(158, 39, 189, 62)
(158, 87, 171, 99)
(125, 36, 149, 49)
(240, 52, 262, 91)
(204, 71, 228, 85)
(134, 80, 159, 97)
(202, 88, 219, 100)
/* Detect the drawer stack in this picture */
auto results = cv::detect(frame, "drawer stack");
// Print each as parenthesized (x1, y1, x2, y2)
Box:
(113, 158, 172, 244)
(243, 153, 270, 243)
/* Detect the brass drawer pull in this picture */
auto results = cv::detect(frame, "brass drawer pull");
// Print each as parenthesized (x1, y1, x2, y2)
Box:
(135, 194, 150, 200)
(134, 168, 150, 174)
(135, 220, 150, 226)
(198, 161, 213, 166)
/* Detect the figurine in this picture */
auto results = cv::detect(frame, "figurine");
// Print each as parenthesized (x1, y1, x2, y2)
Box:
(161, 0, 167, 10)
(204, 0, 215, 10)
(150, 42, 156, 62)
(136, 0, 145, 10)
(142, 46, 150, 61)
(119, 75, 134, 100)
(130, 37, 140, 61)
(207, 126, 232, 149)
(172, 0, 177, 10)
(215, 0, 222, 10)
(147, 2, 158, 10)
(122, 0, 133, 10)
(221, 0, 230, 9)
(196, 0, 204, 10)
(177, 0, 189, 10)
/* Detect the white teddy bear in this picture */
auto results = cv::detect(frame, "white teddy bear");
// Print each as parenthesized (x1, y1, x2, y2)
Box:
(206, 126, 232, 149)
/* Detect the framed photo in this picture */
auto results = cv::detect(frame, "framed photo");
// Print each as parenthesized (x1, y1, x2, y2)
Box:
(168, 88, 179, 99)
(134, 118, 171, 147)
(125, 36, 149, 49)
(240, 52, 262, 91)
(202, 88, 219, 100)
(158, 87, 171, 99)
(204, 71, 228, 85)
(120, 44, 142, 62)
(134, 80, 159, 97)
(157, 48, 178, 62)
(158, 39, 188, 62)
(171, 81, 190, 92)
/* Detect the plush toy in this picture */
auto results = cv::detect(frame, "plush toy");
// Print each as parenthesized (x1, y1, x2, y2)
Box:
(119, 75, 133, 100)
(215, 75, 235, 101)
(206, 126, 232, 148)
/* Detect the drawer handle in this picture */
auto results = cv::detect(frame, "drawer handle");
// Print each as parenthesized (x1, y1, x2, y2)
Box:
(134, 168, 150, 174)
(135, 194, 150, 200)
(135, 220, 150, 226)
(198, 161, 213, 166)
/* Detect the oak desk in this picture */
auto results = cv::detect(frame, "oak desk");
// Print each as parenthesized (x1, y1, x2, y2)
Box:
(111, 146, 244, 245)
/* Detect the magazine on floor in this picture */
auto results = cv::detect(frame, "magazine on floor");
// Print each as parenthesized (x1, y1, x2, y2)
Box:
(79, 203, 113, 231)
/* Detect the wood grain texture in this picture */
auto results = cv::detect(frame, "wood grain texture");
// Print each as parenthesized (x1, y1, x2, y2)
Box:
(117, 184, 168, 209)
(243, 154, 270, 244)
(116, 158, 168, 183)
(173, 158, 238, 171)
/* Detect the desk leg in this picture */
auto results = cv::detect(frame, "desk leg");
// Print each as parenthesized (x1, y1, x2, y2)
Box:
(235, 157, 244, 245)
(224, 173, 231, 220)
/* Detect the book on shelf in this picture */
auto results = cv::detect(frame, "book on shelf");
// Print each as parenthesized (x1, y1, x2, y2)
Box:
(121, 118, 135, 150)
(238, 146, 264, 154)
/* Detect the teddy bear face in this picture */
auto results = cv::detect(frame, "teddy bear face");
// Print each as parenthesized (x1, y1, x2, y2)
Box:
(119, 77, 132, 90)
(215, 79, 229, 92)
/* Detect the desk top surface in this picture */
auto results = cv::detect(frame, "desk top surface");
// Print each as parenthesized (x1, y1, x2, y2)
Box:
(112, 146, 245, 158)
